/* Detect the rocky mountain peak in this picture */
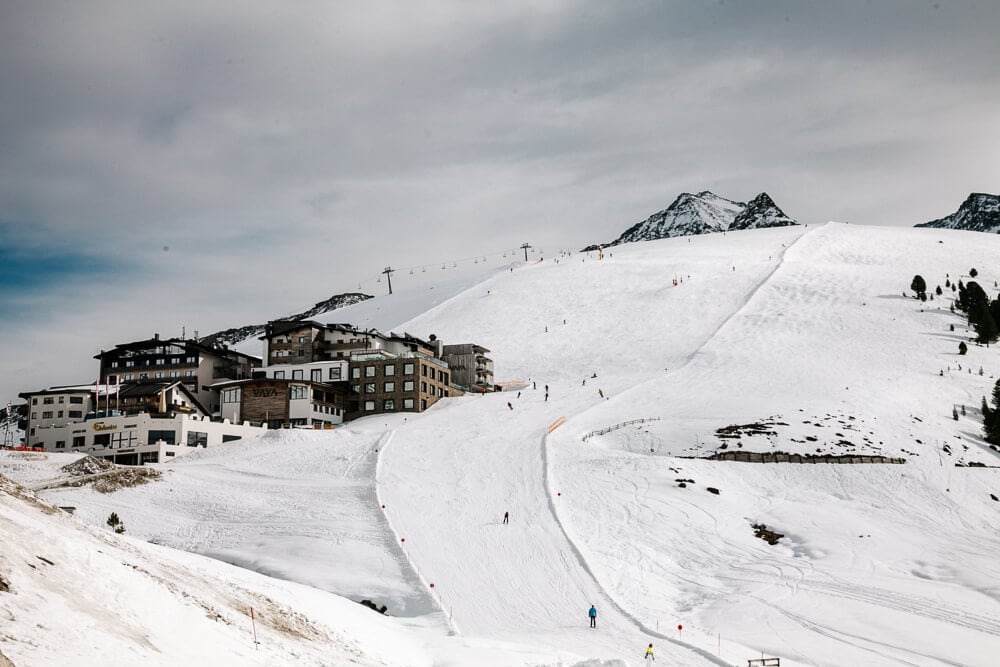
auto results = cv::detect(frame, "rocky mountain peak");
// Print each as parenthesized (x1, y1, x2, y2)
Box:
(730, 192, 797, 231)
(916, 192, 1000, 233)
(591, 190, 797, 249)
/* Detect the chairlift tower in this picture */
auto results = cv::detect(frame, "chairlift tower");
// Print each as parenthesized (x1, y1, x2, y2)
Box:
(520, 242, 532, 261)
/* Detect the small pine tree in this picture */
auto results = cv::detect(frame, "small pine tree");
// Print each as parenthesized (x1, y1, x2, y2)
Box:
(953, 406, 959, 420)
(962, 404, 967, 416)
(910, 275, 927, 299)
(980, 366, 985, 376)
(945, 278, 951, 288)
(950, 323, 955, 331)
(959, 341, 968, 355)
(936, 285, 943, 295)
(106, 512, 126, 534)
(970, 268, 978, 278)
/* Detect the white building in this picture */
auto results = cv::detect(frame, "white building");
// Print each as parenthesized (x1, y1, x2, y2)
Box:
(19, 383, 267, 465)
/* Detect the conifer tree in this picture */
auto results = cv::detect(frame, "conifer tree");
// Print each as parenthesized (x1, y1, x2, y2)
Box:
(959, 341, 968, 355)
(910, 275, 927, 299)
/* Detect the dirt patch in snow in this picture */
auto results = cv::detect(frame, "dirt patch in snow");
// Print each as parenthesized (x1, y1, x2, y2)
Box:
(0, 474, 59, 515)
(0, 648, 15, 667)
(85, 468, 161, 493)
(60, 456, 115, 476)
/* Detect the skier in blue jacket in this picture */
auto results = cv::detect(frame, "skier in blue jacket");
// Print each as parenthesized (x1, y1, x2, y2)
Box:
(588, 605, 597, 628)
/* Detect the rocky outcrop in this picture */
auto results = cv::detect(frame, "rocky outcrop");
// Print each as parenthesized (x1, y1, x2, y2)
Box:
(916, 193, 1000, 233)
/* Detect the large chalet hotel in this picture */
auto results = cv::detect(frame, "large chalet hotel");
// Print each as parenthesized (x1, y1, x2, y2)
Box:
(18, 322, 494, 464)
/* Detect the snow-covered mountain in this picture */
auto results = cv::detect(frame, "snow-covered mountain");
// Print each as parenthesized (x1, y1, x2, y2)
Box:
(916, 192, 1000, 233)
(588, 190, 798, 249)
(199, 291, 372, 348)
(729, 192, 797, 231)
(4, 222, 1000, 666)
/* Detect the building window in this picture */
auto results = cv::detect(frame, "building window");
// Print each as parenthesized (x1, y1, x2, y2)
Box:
(186, 356, 197, 363)
(58, 396, 65, 403)
(223, 388, 241, 403)
(292, 370, 303, 380)
(170, 371, 179, 378)
(54, 440, 65, 449)
(184, 370, 194, 377)
(70, 396, 83, 404)
(311, 369, 322, 382)
(172, 357, 180, 364)
(32, 398, 37, 405)
(125, 360, 135, 367)
(384, 364, 395, 376)
(299, 336, 308, 343)
(421, 399, 427, 410)
(156, 359, 165, 365)
(422, 365, 427, 377)
(439, 387, 445, 397)
(351, 367, 360, 379)
(187, 431, 208, 447)
(72, 436, 85, 447)
(365, 383, 375, 394)
(111, 361, 119, 368)
(124, 374, 134, 381)
(68, 410, 83, 419)
(364, 400, 375, 411)
(421, 382, 427, 392)
(30, 412, 36, 419)
(274, 371, 285, 379)
(384, 382, 395, 392)
(297, 350, 305, 357)
(403, 398, 414, 409)
(154, 372, 164, 379)
(93, 433, 111, 446)
(404, 363, 414, 375)
(139, 373, 149, 379)
(57, 411, 63, 418)
(42, 411, 53, 419)
(148, 430, 176, 445)
(441, 372, 448, 384)
(404, 381, 414, 391)
(365, 366, 375, 377)
(43, 397, 54, 404)
(383, 399, 394, 410)
(290, 385, 309, 400)
(329, 367, 342, 380)
(351, 384, 360, 393)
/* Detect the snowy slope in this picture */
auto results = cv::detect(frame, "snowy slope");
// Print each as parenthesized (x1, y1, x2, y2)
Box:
(5, 223, 1000, 666)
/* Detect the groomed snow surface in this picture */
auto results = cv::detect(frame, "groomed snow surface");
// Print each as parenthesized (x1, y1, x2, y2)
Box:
(3, 223, 1000, 666)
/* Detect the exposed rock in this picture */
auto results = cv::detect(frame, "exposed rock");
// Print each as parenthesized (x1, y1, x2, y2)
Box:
(916, 193, 1000, 233)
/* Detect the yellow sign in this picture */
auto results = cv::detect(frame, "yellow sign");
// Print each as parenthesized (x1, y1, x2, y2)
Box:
(92, 422, 118, 432)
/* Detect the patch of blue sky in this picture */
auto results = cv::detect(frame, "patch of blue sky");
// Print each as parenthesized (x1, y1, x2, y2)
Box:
(0, 245, 132, 319)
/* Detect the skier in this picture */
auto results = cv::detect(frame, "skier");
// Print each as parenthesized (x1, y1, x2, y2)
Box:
(517, 391, 521, 399)
(582, 379, 586, 386)
(503, 511, 509, 524)
(545, 392, 549, 402)
(645, 643, 655, 661)
(588, 605, 597, 628)
(507, 402, 513, 410)
(533, 381, 537, 390)
(598, 389, 604, 399)
(545, 384, 549, 392)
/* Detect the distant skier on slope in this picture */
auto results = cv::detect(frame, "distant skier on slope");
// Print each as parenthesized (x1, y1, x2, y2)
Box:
(503, 511, 509, 524)
(507, 402, 513, 410)
(588, 605, 597, 628)
(645, 643, 655, 661)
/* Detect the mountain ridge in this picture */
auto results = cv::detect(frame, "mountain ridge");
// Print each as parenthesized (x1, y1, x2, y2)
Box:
(583, 190, 798, 251)
(915, 192, 1000, 233)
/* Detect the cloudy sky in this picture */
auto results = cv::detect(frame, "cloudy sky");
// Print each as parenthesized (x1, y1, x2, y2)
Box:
(1, 1, 998, 406)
